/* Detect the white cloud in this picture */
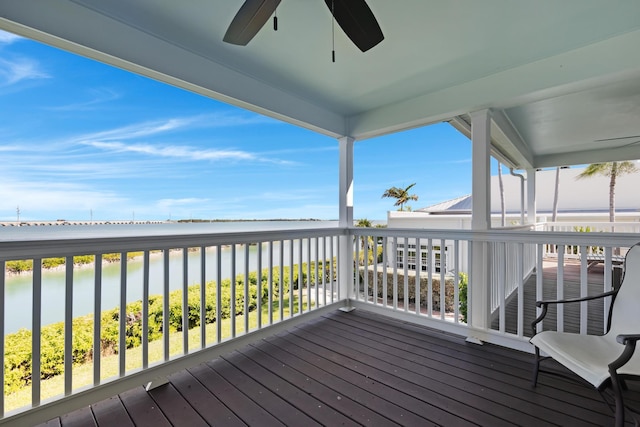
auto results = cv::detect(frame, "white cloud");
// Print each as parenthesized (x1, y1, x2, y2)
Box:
(0, 57, 49, 86)
(0, 30, 22, 45)
(85, 141, 259, 162)
(48, 87, 122, 111)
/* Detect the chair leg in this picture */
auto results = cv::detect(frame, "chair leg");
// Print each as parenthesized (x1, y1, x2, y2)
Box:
(610, 372, 626, 427)
(532, 346, 541, 387)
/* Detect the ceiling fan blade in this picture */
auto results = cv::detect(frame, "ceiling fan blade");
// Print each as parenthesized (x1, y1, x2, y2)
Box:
(324, 0, 384, 52)
(223, 0, 281, 46)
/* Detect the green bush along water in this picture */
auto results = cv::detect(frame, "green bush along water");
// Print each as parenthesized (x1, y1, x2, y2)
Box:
(4, 261, 332, 395)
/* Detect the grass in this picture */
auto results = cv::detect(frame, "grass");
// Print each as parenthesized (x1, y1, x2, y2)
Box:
(5, 296, 311, 412)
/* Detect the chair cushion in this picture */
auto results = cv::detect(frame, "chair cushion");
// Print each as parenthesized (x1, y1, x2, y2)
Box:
(531, 331, 640, 388)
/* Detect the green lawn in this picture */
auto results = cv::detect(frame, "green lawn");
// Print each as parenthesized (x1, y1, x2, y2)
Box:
(5, 296, 310, 412)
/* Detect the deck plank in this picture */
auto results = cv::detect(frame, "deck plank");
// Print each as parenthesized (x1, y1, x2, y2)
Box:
(90, 396, 134, 427)
(59, 406, 97, 427)
(208, 357, 322, 427)
(168, 369, 247, 427)
(188, 362, 285, 427)
(42, 308, 636, 426)
(147, 383, 208, 427)
(118, 386, 172, 427)
(225, 348, 359, 426)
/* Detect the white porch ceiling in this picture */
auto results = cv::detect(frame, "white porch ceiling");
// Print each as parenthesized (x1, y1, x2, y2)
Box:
(1, 0, 640, 169)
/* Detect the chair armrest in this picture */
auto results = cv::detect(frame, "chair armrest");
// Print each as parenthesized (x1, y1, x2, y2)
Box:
(531, 290, 618, 336)
(616, 334, 640, 345)
(535, 289, 617, 308)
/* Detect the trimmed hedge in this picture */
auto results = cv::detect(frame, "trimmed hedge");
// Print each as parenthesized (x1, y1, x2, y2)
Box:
(4, 261, 332, 394)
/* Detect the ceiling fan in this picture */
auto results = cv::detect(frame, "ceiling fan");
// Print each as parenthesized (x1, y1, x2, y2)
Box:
(223, 0, 384, 53)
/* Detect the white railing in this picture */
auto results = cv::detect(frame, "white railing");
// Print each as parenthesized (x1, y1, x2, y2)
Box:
(0, 228, 344, 425)
(4, 224, 640, 425)
(349, 227, 640, 352)
(542, 222, 640, 260)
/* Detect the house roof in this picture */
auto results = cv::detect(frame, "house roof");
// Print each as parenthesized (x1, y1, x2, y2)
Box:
(418, 166, 640, 215)
(2, 1, 640, 169)
(417, 195, 472, 215)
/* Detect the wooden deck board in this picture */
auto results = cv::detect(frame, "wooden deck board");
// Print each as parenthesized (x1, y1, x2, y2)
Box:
(90, 396, 134, 427)
(493, 260, 610, 336)
(40, 308, 635, 427)
(118, 386, 172, 427)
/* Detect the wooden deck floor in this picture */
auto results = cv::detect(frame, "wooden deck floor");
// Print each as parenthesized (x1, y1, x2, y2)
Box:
(37, 308, 638, 426)
(492, 259, 614, 336)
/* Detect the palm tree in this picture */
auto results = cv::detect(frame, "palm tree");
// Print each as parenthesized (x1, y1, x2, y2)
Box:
(381, 183, 419, 211)
(576, 161, 638, 222)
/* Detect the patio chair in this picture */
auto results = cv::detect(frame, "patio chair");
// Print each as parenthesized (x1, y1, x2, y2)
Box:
(530, 243, 640, 427)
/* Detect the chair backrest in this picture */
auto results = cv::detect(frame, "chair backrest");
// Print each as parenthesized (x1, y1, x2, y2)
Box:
(608, 243, 640, 337)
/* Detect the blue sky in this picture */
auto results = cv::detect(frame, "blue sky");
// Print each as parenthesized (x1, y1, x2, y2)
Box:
(0, 29, 475, 222)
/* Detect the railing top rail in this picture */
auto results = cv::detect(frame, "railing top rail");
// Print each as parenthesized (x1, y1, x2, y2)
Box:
(0, 227, 346, 260)
(348, 227, 640, 247)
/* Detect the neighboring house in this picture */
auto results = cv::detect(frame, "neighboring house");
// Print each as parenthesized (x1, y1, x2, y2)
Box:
(387, 166, 640, 274)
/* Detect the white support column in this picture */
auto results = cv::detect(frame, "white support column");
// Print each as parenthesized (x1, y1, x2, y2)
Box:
(468, 110, 491, 337)
(526, 168, 537, 224)
(338, 136, 355, 310)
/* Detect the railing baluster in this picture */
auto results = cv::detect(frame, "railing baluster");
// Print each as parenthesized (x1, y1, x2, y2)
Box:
(322, 236, 327, 306)
(289, 239, 294, 316)
(200, 246, 206, 349)
(330, 236, 335, 303)
(353, 236, 360, 301)
(32, 258, 42, 407)
(306, 239, 311, 311)
(373, 236, 378, 307)
(163, 250, 170, 360)
(392, 237, 398, 310)
(604, 246, 613, 331)
(119, 252, 127, 376)
(498, 242, 506, 332)
(182, 247, 189, 354)
(363, 235, 369, 303)
(315, 237, 319, 306)
(244, 243, 250, 332)
(453, 240, 460, 324)
(535, 243, 544, 333)
(142, 251, 149, 368)
(580, 244, 588, 335)
(216, 245, 222, 343)
(557, 247, 565, 333)
(382, 236, 387, 308)
(93, 254, 102, 384)
(231, 244, 236, 338)
(403, 238, 409, 312)
(64, 256, 73, 395)
(280, 240, 285, 320)
(517, 242, 524, 337)
(427, 239, 433, 318)
(415, 237, 421, 315)
(440, 239, 446, 321)
(336, 236, 341, 300)
(256, 242, 262, 330)
(268, 241, 273, 325)
(298, 239, 303, 313)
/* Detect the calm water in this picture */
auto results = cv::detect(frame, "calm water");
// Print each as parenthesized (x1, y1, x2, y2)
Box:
(3, 221, 339, 333)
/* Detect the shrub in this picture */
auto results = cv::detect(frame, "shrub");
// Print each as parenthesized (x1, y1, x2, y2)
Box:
(3, 261, 321, 394)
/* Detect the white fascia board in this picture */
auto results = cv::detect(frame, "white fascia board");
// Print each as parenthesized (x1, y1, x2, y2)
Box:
(536, 145, 640, 169)
(347, 29, 640, 141)
(0, 6, 347, 138)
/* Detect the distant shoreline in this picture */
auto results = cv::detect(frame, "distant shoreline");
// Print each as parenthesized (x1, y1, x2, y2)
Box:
(0, 218, 328, 227)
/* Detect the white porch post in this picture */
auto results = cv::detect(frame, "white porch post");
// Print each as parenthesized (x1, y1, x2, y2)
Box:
(338, 136, 354, 308)
(469, 109, 491, 336)
(526, 168, 537, 224)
